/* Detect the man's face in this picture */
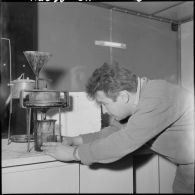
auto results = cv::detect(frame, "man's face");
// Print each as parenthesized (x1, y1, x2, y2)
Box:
(95, 90, 136, 121)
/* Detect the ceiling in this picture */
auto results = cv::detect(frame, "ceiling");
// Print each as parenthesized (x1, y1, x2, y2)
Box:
(89, 1, 194, 25)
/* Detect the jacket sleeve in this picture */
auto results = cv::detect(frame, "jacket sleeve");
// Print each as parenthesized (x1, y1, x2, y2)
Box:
(78, 97, 177, 165)
(80, 119, 124, 144)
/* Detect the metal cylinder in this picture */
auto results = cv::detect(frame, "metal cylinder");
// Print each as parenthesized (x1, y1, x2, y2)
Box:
(34, 119, 57, 151)
(10, 78, 35, 99)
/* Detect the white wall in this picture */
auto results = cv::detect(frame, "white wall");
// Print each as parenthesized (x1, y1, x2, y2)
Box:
(181, 21, 194, 92)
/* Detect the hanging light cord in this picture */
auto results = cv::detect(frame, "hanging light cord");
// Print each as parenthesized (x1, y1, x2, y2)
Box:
(109, 9, 113, 64)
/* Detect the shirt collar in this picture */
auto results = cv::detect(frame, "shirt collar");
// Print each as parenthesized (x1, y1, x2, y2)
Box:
(134, 77, 147, 105)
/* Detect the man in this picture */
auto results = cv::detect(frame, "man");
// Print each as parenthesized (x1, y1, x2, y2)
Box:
(41, 62, 194, 193)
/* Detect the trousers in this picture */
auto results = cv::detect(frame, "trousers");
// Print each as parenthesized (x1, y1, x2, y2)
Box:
(173, 163, 194, 194)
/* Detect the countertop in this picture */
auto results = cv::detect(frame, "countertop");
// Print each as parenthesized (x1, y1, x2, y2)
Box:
(2, 139, 56, 168)
(2, 137, 153, 168)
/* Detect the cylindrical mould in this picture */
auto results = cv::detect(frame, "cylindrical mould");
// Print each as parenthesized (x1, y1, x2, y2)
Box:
(34, 119, 57, 151)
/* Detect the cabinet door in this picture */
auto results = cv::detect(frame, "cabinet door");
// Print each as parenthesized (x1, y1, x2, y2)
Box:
(159, 156, 177, 193)
(80, 156, 133, 193)
(134, 154, 159, 193)
(2, 161, 79, 193)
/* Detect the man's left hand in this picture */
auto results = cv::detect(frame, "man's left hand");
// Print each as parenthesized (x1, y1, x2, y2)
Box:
(41, 142, 76, 162)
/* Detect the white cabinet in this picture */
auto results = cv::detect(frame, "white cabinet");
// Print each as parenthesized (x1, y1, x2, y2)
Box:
(2, 161, 79, 194)
(80, 156, 133, 193)
(134, 154, 177, 193)
(134, 154, 159, 193)
(159, 156, 177, 193)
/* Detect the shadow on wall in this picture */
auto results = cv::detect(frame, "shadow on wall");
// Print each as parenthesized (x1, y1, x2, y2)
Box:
(69, 65, 89, 91)
(42, 67, 67, 89)
(164, 74, 178, 84)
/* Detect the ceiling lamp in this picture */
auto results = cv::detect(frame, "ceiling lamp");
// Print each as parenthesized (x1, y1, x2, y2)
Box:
(95, 40, 126, 49)
(95, 9, 127, 50)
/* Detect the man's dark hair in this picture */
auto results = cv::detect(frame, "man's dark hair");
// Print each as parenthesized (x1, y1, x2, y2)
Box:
(86, 62, 138, 101)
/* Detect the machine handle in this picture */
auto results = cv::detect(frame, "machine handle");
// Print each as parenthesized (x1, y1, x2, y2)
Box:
(60, 91, 70, 108)
(66, 92, 70, 108)
(19, 90, 26, 108)
(7, 83, 14, 86)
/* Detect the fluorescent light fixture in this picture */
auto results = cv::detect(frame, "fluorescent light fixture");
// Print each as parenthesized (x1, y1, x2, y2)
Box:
(95, 41, 126, 49)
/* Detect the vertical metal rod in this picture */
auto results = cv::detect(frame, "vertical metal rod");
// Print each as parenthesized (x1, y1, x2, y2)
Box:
(109, 9, 113, 64)
(35, 76, 39, 89)
(8, 96, 13, 144)
(59, 108, 62, 142)
(27, 108, 32, 152)
(7, 104, 12, 145)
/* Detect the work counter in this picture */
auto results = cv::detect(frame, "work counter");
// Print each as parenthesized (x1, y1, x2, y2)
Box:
(2, 138, 80, 193)
(2, 138, 133, 193)
(2, 138, 56, 167)
(2, 138, 152, 167)
(2, 138, 176, 193)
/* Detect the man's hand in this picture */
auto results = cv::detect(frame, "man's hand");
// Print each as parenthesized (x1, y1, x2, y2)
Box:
(60, 135, 83, 146)
(41, 142, 79, 161)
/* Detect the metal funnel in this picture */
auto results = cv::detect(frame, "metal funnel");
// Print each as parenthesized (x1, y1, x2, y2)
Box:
(23, 51, 52, 77)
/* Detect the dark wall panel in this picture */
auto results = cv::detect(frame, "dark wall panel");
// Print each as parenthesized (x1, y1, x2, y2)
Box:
(0, 3, 37, 135)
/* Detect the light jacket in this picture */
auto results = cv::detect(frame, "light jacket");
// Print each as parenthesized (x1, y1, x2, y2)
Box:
(78, 79, 194, 165)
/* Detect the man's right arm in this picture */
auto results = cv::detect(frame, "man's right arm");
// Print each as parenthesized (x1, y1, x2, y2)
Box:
(62, 119, 123, 146)
(79, 119, 124, 144)
(61, 135, 83, 146)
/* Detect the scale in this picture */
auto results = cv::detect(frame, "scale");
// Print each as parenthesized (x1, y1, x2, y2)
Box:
(8, 51, 70, 152)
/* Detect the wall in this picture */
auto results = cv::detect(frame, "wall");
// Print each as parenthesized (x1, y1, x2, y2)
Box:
(181, 21, 194, 92)
(38, 3, 178, 92)
(38, 3, 109, 92)
(111, 10, 178, 82)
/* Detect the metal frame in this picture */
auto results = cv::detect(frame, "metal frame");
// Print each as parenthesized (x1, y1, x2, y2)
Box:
(87, 2, 193, 25)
